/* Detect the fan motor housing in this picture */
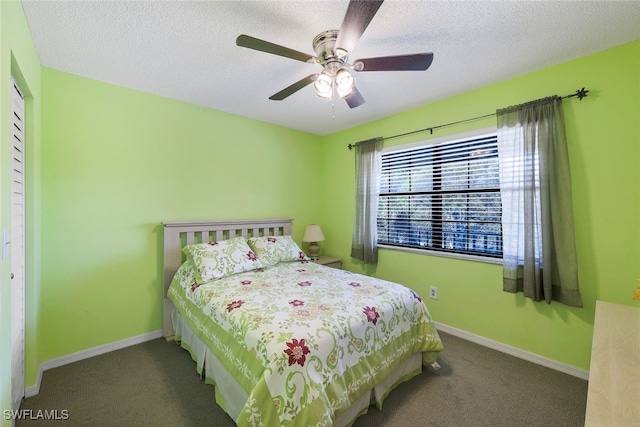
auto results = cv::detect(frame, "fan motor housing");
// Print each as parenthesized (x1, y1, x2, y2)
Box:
(313, 30, 347, 67)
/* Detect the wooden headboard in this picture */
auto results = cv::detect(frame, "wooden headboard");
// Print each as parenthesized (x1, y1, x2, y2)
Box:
(161, 218, 293, 338)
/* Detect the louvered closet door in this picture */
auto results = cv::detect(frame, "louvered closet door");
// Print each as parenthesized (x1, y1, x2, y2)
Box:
(10, 78, 26, 411)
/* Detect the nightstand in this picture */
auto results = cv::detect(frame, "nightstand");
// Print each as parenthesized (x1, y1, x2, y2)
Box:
(312, 256, 342, 269)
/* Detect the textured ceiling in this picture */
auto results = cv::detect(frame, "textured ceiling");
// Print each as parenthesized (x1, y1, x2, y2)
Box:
(22, 0, 640, 136)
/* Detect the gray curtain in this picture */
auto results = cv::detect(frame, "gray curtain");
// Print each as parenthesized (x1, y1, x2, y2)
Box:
(351, 137, 383, 264)
(496, 96, 583, 307)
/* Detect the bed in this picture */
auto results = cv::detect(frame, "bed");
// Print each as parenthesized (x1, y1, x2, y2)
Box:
(163, 218, 443, 426)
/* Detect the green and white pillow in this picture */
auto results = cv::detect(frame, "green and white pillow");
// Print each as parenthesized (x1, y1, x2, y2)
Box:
(182, 236, 264, 283)
(247, 235, 309, 267)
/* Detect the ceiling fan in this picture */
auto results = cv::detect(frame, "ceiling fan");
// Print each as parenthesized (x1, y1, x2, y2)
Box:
(235, 0, 434, 108)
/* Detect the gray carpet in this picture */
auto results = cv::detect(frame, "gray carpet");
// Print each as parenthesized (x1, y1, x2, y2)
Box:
(17, 332, 588, 426)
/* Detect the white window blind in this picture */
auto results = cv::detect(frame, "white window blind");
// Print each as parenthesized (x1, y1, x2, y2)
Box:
(377, 132, 502, 258)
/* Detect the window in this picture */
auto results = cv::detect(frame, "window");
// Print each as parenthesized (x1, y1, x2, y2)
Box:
(377, 129, 502, 259)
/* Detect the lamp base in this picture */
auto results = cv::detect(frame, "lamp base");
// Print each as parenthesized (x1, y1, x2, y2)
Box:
(307, 242, 320, 261)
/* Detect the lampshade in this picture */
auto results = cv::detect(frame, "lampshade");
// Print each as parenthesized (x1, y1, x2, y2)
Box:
(335, 68, 355, 99)
(313, 67, 356, 100)
(314, 72, 333, 99)
(303, 224, 325, 243)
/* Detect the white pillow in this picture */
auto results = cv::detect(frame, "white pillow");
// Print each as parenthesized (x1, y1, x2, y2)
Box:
(247, 235, 309, 267)
(182, 236, 264, 283)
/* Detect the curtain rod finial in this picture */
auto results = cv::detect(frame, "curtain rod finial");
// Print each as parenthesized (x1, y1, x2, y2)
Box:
(576, 87, 589, 100)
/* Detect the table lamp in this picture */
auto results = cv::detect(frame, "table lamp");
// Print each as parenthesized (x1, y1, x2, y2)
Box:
(303, 224, 325, 261)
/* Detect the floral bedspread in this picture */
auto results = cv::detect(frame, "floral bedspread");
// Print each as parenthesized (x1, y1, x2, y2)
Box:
(168, 260, 443, 426)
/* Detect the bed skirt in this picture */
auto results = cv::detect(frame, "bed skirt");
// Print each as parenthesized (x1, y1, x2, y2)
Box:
(172, 308, 423, 426)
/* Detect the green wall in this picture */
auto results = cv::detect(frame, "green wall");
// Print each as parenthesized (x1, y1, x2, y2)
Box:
(320, 39, 640, 370)
(0, 1, 42, 424)
(39, 68, 322, 365)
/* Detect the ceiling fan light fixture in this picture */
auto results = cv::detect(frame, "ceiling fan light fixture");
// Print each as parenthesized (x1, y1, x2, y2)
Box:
(335, 68, 355, 99)
(314, 71, 333, 99)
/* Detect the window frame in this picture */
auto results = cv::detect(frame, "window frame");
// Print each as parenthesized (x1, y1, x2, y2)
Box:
(376, 126, 503, 263)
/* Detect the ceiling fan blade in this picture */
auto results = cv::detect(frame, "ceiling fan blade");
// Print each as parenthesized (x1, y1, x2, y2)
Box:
(353, 53, 434, 71)
(269, 74, 317, 101)
(345, 87, 366, 108)
(335, 0, 384, 53)
(236, 34, 314, 63)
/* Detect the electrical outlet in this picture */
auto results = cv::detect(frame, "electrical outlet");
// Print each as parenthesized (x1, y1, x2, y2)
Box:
(429, 286, 438, 300)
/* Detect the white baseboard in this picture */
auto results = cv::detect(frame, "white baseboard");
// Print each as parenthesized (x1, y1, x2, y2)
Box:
(25, 329, 163, 398)
(24, 323, 588, 398)
(434, 322, 589, 381)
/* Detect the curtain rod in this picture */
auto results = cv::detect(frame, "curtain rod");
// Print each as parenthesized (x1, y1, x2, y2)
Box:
(347, 87, 590, 150)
